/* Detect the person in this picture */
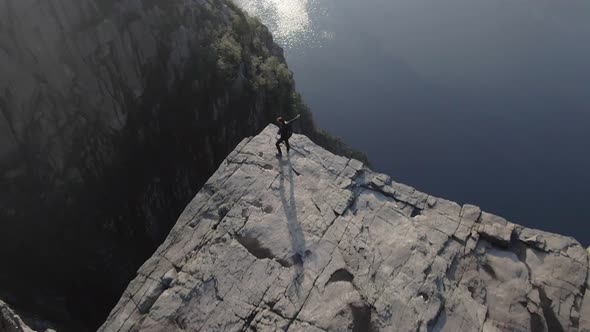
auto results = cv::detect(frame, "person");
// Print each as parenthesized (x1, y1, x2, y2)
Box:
(276, 114, 300, 156)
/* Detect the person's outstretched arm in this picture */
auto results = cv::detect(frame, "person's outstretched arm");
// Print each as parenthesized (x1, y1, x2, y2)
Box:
(286, 114, 300, 124)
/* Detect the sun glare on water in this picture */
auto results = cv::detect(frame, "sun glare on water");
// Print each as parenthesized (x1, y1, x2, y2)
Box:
(233, 0, 327, 50)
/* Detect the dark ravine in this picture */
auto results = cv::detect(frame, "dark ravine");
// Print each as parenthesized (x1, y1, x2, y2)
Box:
(0, 0, 365, 330)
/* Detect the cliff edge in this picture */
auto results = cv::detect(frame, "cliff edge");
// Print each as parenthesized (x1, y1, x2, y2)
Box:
(1, 0, 362, 328)
(101, 125, 589, 331)
(0, 300, 36, 332)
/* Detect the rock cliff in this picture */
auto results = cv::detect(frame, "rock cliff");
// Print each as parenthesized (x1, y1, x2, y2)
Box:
(1, 300, 35, 332)
(0, 0, 362, 329)
(101, 125, 590, 332)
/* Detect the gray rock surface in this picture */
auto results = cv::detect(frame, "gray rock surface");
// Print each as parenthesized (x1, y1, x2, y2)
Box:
(0, 299, 35, 332)
(101, 125, 590, 332)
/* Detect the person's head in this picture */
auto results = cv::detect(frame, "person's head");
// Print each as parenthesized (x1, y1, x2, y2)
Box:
(276, 117, 284, 124)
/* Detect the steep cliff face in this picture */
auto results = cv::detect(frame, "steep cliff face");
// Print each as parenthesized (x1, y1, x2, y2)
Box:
(101, 125, 590, 332)
(0, 0, 365, 330)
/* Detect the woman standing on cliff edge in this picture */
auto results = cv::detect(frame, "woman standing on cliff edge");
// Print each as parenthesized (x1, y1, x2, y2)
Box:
(275, 114, 300, 157)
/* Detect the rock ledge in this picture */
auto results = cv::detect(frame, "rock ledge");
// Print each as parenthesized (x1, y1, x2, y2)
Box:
(101, 125, 590, 331)
(0, 300, 34, 332)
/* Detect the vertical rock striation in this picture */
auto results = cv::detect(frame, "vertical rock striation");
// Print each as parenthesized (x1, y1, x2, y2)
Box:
(101, 125, 590, 331)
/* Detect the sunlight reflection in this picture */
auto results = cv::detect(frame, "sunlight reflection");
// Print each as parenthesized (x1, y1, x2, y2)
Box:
(233, 0, 327, 49)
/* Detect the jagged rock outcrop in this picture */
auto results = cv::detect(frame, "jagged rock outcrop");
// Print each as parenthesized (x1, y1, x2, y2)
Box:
(0, 299, 35, 332)
(1, 0, 364, 329)
(101, 125, 590, 331)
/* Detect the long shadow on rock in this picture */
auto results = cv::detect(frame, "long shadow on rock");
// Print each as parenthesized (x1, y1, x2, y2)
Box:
(278, 154, 306, 293)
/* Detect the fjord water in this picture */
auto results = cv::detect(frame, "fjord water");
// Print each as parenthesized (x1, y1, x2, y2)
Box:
(234, 0, 590, 245)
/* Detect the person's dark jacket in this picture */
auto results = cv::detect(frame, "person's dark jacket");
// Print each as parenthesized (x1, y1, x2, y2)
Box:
(277, 115, 300, 138)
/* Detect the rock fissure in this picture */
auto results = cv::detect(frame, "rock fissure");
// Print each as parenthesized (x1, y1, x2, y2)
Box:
(285, 216, 356, 331)
(537, 287, 566, 332)
(286, 255, 337, 332)
(396, 237, 454, 326)
(426, 297, 446, 331)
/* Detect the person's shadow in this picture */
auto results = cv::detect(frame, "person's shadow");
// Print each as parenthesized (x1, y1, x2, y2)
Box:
(277, 154, 306, 293)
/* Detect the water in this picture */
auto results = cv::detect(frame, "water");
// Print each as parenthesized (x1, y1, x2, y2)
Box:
(234, 0, 590, 246)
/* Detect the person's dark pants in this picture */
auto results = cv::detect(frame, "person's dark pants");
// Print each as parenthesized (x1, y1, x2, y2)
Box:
(276, 136, 290, 155)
